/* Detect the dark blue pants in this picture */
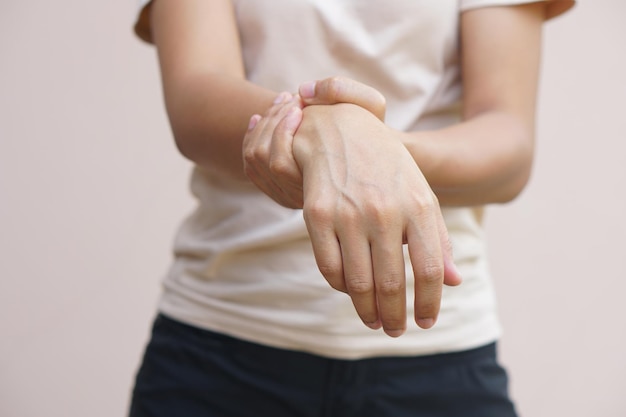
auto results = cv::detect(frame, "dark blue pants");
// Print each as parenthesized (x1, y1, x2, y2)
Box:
(129, 314, 518, 417)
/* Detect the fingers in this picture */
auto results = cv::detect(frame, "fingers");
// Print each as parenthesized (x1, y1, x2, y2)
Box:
(299, 76, 386, 121)
(305, 190, 409, 335)
(243, 92, 304, 208)
(291, 100, 455, 336)
(339, 227, 380, 331)
(437, 214, 463, 287)
(303, 201, 346, 294)
(269, 107, 304, 206)
(405, 202, 446, 330)
(371, 233, 406, 336)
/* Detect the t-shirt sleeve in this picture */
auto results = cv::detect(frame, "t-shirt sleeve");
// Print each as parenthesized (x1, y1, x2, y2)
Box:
(133, 0, 153, 43)
(460, 0, 575, 20)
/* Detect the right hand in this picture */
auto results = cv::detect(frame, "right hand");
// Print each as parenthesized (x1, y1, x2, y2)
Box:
(243, 92, 305, 209)
(292, 102, 461, 336)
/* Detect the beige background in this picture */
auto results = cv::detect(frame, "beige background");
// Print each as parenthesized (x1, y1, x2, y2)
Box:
(0, 1, 624, 416)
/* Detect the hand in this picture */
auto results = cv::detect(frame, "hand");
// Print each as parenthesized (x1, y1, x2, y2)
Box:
(242, 92, 305, 208)
(293, 103, 462, 336)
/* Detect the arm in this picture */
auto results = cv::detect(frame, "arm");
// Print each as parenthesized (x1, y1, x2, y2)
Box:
(151, 0, 459, 335)
(149, 0, 278, 178)
(244, 86, 462, 336)
(242, 4, 546, 336)
(298, 3, 546, 206)
(402, 3, 545, 206)
(291, 103, 461, 336)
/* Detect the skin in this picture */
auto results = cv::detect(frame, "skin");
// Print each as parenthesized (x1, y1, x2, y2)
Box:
(148, 0, 546, 336)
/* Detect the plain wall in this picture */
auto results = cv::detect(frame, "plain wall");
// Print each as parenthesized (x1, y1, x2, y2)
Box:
(0, 1, 624, 416)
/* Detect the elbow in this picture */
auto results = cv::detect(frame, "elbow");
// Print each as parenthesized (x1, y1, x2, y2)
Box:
(172, 128, 202, 163)
(170, 118, 247, 179)
(164, 96, 202, 162)
(493, 132, 535, 204)
(168, 111, 211, 165)
(493, 165, 532, 203)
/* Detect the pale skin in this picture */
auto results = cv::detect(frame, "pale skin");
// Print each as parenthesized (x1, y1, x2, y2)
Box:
(147, 0, 545, 336)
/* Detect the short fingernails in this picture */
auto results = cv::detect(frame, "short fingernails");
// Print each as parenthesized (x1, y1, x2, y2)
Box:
(417, 318, 435, 329)
(273, 92, 291, 104)
(365, 319, 382, 330)
(299, 81, 316, 99)
(385, 328, 405, 338)
(248, 115, 260, 130)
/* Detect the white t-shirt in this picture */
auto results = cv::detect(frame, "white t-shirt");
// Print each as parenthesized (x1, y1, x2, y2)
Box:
(134, 0, 574, 359)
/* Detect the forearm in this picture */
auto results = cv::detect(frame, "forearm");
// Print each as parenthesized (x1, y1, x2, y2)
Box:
(402, 110, 534, 206)
(149, 0, 279, 179)
(164, 72, 277, 178)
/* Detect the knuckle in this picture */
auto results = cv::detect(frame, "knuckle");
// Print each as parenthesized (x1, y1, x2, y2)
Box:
(406, 186, 437, 208)
(326, 277, 347, 293)
(346, 275, 374, 295)
(336, 209, 359, 227)
(326, 76, 346, 101)
(417, 257, 444, 284)
(242, 146, 256, 164)
(303, 201, 333, 224)
(268, 157, 290, 177)
(362, 201, 398, 232)
(413, 192, 437, 212)
(421, 267, 444, 285)
(377, 276, 405, 297)
(244, 145, 269, 166)
(366, 199, 395, 221)
(318, 261, 342, 281)
(428, 192, 441, 209)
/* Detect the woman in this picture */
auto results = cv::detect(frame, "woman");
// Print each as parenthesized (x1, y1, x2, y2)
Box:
(130, 1, 574, 416)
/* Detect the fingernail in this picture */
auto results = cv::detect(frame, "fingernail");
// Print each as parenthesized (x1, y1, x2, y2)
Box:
(273, 92, 289, 104)
(417, 318, 435, 329)
(299, 81, 316, 99)
(365, 319, 382, 330)
(385, 329, 405, 338)
(248, 115, 260, 130)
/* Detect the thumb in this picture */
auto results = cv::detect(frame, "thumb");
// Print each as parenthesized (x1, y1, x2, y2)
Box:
(298, 76, 386, 121)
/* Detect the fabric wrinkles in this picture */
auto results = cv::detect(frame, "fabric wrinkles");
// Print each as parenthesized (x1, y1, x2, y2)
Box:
(133, 0, 572, 359)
